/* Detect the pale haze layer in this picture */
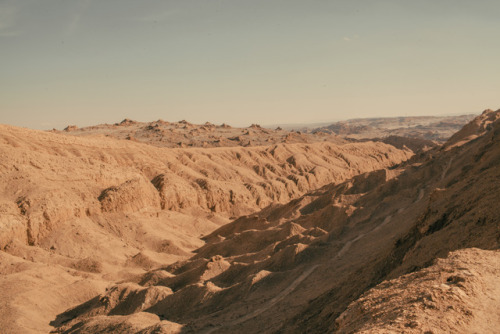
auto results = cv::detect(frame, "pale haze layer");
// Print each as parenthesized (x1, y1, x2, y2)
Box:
(1, 0, 499, 129)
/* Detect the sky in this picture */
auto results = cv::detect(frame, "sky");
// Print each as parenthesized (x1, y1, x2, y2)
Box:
(1, 0, 499, 129)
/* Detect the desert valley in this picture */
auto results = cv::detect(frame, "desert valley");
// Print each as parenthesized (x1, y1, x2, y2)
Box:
(3, 1, 500, 332)
(0, 110, 499, 333)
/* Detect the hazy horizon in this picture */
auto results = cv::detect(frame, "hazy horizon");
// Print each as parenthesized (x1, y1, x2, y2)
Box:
(1, 0, 499, 130)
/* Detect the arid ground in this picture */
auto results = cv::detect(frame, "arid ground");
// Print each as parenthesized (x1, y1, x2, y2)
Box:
(1, 111, 499, 333)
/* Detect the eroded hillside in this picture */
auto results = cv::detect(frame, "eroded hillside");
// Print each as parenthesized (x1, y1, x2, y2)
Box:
(50, 109, 500, 333)
(0, 123, 411, 333)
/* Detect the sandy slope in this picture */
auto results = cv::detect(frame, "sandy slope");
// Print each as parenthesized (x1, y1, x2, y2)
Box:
(51, 109, 500, 333)
(0, 123, 411, 333)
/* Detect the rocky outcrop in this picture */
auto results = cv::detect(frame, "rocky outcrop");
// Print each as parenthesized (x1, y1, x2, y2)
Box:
(335, 248, 500, 334)
(444, 108, 500, 149)
(98, 177, 161, 213)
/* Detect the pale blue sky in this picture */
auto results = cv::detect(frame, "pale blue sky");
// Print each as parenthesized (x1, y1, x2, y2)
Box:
(1, 0, 499, 129)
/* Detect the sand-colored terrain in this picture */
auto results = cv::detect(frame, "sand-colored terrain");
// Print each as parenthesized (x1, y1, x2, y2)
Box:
(0, 122, 413, 333)
(45, 109, 500, 333)
(335, 248, 500, 333)
(57, 114, 476, 149)
(0, 110, 498, 333)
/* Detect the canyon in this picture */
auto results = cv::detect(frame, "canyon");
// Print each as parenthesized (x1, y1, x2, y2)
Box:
(1, 111, 499, 333)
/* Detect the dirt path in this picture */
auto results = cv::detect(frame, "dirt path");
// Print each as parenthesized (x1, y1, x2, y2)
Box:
(417, 188, 424, 202)
(441, 157, 453, 180)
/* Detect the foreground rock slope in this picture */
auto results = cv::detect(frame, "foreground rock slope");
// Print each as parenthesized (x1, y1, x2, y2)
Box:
(51, 109, 500, 333)
(335, 248, 500, 334)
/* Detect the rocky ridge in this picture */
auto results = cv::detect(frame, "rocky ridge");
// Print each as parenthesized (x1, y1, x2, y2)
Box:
(58, 119, 343, 149)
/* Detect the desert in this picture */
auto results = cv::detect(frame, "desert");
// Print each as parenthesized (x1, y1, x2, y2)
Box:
(2, 1, 500, 333)
(0, 109, 499, 333)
